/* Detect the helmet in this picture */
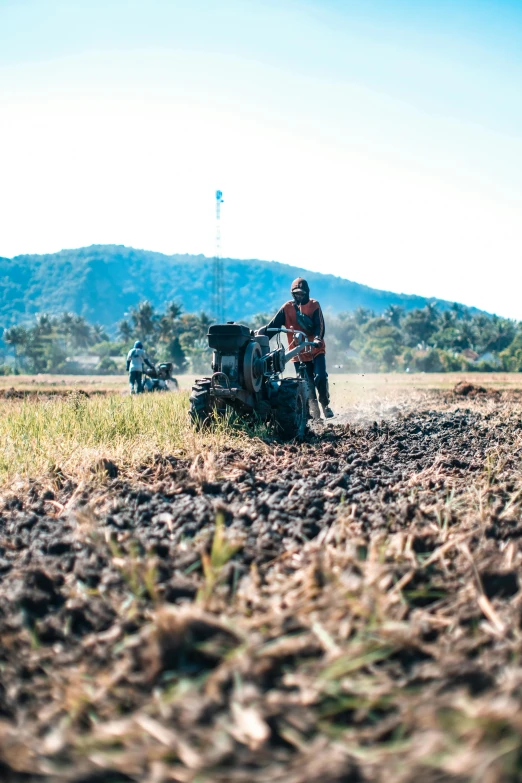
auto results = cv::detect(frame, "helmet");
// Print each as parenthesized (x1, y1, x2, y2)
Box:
(134, 340, 143, 349)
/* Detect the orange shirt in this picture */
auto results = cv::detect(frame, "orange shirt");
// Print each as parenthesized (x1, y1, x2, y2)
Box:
(282, 299, 325, 362)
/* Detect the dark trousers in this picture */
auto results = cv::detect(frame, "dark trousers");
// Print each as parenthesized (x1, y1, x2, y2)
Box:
(294, 354, 329, 405)
(129, 370, 143, 394)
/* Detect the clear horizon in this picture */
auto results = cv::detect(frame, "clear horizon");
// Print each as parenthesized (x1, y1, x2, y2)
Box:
(1, 0, 521, 318)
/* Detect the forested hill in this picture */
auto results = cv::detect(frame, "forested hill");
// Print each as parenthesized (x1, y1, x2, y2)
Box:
(0, 245, 480, 328)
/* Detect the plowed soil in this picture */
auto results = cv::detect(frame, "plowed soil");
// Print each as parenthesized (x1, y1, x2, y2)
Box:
(2, 386, 522, 782)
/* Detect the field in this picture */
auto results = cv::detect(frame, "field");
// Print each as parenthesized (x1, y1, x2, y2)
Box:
(1, 374, 522, 782)
(3, 370, 522, 396)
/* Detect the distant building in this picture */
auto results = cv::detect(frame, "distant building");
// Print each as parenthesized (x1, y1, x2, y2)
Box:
(475, 351, 501, 367)
(458, 348, 501, 366)
(66, 354, 100, 369)
(460, 349, 479, 361)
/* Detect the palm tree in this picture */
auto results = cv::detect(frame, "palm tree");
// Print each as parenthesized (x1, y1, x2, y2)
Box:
(165, 301, 183, 321)
(195, 311, 212, 339)
(484, 318, 516, 353)
(454, 321, 475, 351)
(425, 302, 440, 323)
(440, 310, 455, 329)
(57, 312, 75, 340)
(129, 301, 157, 341)
(3, 325, 29, 370)
(249, 312, 273, 331)
(157, 316, 174, 343)
(157, 302, 183, 342)
(118, 319, 134, 342)
(22, 330, 47, 373)
(384, 305, 404, 327)
(353, 307, 373, 326)
(92, 324, 109, 343)
(451, 302, 471, 321)
(403, 308, 438, 347)
(35, 313, 55, 336)
(68, 315, 93, 350)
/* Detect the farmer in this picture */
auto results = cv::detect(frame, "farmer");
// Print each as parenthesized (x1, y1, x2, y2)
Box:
(126, 340, 155, 395)
(258, 278, 334, 419)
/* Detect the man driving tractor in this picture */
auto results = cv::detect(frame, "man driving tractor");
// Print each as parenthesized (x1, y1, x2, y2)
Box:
(258, 278, 334, 419)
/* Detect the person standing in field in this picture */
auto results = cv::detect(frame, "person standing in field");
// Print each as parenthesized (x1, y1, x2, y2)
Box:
(258, 278, 334, 419)
(126, 340, 155, 395)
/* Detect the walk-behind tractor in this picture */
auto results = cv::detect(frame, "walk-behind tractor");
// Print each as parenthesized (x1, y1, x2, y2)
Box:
(189, 323, 316, 440)
(143, 363, 179, 392)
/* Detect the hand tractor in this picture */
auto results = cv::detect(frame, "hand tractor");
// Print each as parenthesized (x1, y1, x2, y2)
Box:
(189, 323, 317, 440)
(143, 362, 179, 392)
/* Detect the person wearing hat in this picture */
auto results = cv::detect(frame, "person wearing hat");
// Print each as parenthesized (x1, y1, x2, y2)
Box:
(258, 278, 334, 419)
(126, 340, 155, 394)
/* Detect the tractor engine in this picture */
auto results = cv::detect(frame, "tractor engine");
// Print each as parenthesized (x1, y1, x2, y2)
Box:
(208, 323, 275, 395)
(189, 322, 311, 440)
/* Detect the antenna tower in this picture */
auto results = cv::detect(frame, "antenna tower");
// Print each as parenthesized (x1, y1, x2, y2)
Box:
(212, 190, 225, 323)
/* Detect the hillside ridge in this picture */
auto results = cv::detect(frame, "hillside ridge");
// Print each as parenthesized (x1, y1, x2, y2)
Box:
(0, 244, 484, 328)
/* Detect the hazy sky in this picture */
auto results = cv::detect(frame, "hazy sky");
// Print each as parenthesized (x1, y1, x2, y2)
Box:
(1, 0, 521, 316)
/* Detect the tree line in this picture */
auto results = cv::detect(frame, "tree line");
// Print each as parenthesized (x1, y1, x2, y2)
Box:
(1, 300, 521, 375)
(321, 304, 522, 372)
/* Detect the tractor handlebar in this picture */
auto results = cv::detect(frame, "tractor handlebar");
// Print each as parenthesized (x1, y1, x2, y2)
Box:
(263, 327, 319, 363)
(284, 341, 317, 362)
(266, 326, 308, 341)
(257, 328, 318, 371)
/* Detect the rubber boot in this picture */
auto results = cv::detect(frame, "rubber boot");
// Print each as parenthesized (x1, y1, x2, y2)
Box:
(309, 399, 321, 420)
(316, 377, 334, 418)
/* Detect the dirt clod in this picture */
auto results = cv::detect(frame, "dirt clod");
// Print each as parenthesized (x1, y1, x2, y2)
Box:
(90, 458, 119, 478)
(453, 380, 487, 396)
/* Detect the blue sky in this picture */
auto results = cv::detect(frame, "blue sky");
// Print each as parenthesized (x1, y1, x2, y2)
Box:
(1, 0, 521, 316)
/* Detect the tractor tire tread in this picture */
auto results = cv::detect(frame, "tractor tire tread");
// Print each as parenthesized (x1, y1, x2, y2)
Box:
(189, 381, 213, 427)
(273, 378, 307, 441)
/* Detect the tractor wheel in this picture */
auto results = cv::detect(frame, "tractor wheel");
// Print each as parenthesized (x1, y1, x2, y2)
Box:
(189, 378, 213, 427)
(273, 379, 307, 441)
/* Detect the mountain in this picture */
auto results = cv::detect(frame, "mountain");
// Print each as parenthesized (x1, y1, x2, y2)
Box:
(0, 244, 482, 329)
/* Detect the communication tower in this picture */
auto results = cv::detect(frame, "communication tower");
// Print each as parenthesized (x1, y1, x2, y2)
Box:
(212, 190, 225, 323)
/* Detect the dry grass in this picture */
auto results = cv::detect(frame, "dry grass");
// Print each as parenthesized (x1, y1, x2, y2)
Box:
(1, 373, 522, 488)
(3, 370, 522, 396)
(0, 391, 263, 487)
(0, 372, 201, 392)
